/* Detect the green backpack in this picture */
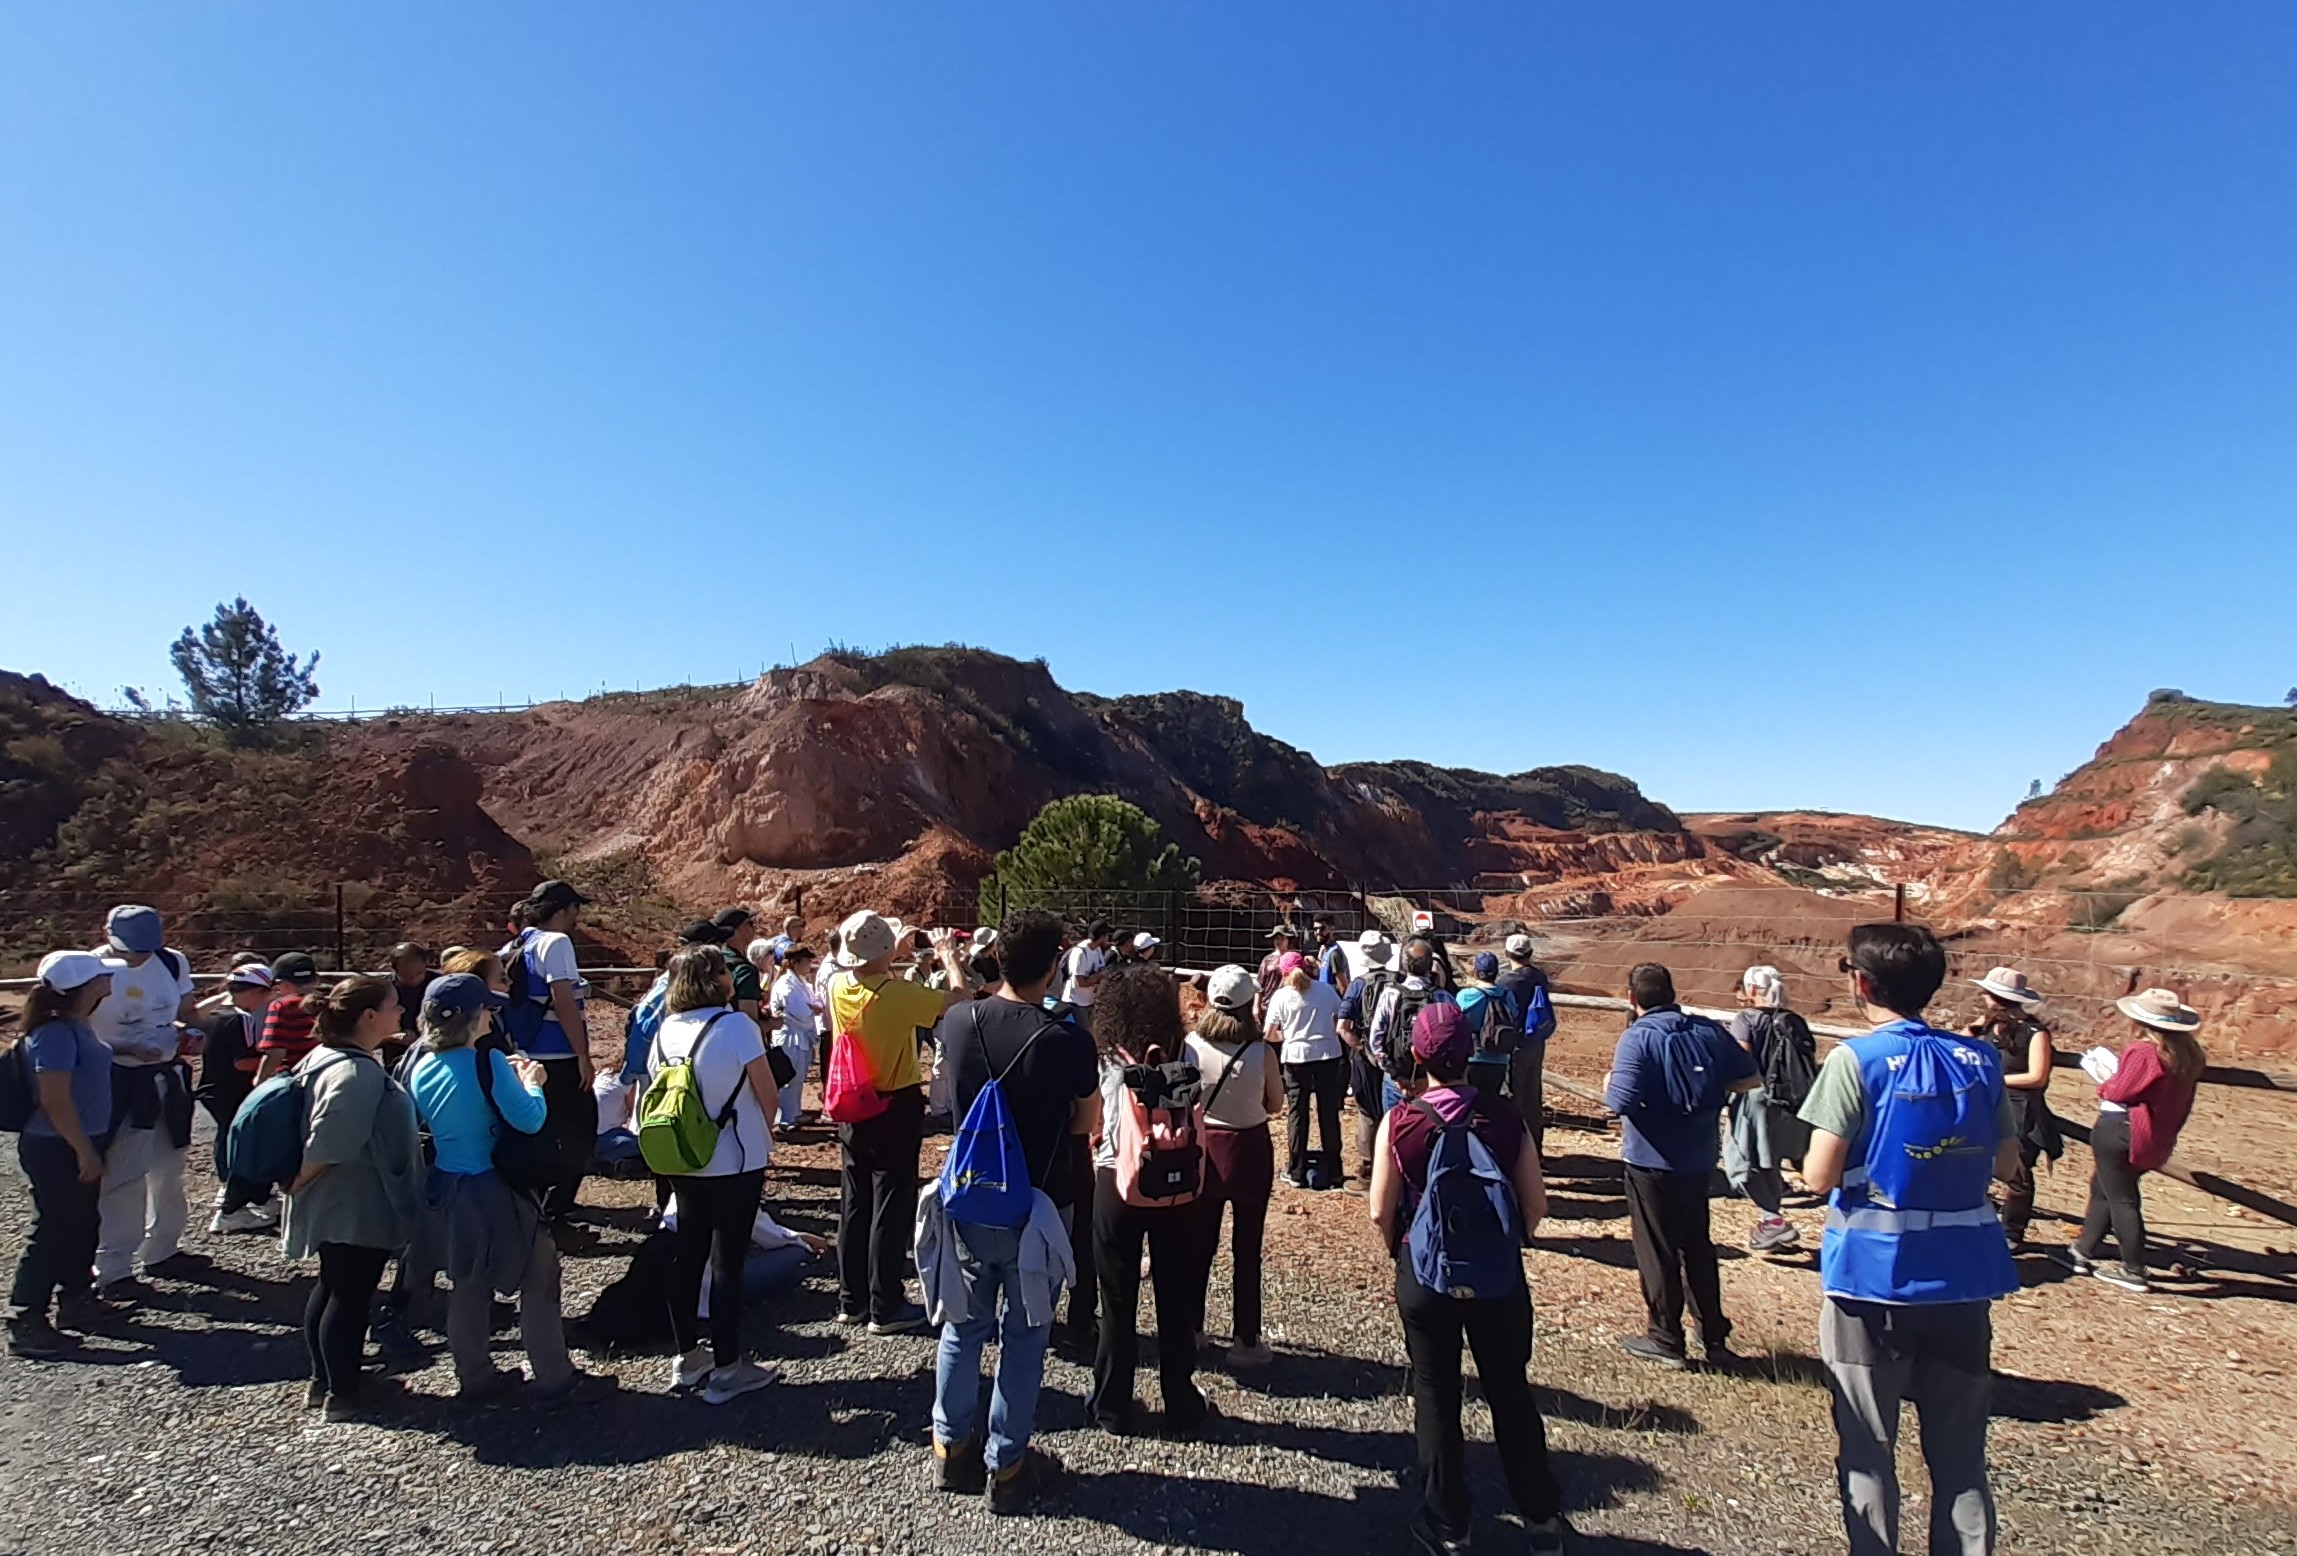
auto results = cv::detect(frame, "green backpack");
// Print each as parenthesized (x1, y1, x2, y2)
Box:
(637, 1011, 744, 1175)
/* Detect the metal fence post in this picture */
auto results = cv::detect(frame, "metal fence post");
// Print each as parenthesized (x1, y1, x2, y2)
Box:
(1893, 883, 1906, 923)
(335, 884, 347, 968)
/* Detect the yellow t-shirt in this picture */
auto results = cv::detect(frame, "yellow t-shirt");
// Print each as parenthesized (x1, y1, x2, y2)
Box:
(827, 973, 943, 1094)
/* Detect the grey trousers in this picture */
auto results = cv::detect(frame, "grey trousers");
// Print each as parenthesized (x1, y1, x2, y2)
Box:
(446, 1230, 573, 1393)
(1821, 1297, 1996, 1556)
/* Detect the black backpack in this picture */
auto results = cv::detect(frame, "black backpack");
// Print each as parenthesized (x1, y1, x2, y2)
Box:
(1383, 983, 1441, 1086)
(1755, 1009, 1818, 1111)
(1472, 986, 1522, 1058)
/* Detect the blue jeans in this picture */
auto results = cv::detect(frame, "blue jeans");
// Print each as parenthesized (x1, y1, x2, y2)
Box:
(1383, 1075, 1407, 1117)
(932, 1221, 1053, 1472)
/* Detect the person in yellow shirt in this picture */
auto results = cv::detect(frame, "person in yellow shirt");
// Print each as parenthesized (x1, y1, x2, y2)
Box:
(826, 911, 972, 1332)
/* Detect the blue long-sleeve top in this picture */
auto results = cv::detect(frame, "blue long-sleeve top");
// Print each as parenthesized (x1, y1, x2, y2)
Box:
(406, 1045, 547, 1176)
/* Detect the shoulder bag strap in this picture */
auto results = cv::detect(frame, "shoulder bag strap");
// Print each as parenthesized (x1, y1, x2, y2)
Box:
(1198, 1030, 1262, 1117)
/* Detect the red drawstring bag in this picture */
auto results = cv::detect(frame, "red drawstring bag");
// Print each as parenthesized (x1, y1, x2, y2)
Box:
(823, 983, 890, 1124)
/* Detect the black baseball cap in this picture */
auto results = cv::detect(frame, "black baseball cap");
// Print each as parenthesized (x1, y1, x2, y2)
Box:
(271, 951, 320, 986)
(678, 919, 730, 946)
(712, 906, 755, 932)
(527, 879, 591, 915)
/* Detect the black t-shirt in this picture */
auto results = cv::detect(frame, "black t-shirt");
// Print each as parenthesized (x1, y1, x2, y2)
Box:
(393, 977, 432, 1037)
(938, 996, 1098, 1209)
(1494, 964, 1549, 1032)
(197, 1008, 258, 1116)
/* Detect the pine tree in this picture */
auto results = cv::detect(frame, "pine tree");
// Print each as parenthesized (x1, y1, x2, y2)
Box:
(169, 597, 321, 743)
(978, 794, 1202, 922)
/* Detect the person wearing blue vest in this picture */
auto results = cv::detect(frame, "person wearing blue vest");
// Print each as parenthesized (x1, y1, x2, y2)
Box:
(1799, 923, 2021, 1556)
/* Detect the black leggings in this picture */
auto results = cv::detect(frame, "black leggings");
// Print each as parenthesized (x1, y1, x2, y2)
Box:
(1395, 1259, 1561, 1537)
(2076, 1112, 2149, 1275)
(668, 1169, 767, 1367)
(306, 1242, 389, 1399)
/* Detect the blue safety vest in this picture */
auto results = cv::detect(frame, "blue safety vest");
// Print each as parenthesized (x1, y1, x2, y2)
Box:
(1821, 1021, 2019, 1306)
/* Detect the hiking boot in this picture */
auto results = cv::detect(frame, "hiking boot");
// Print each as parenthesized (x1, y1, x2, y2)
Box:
(210, 1205, 276, 1235)
(1526, 1515, 1571, 1553)
(933, 1436, 987, 1495)
(322, 1392, 388, 1424)
(2093, 1266, 2152, 1294)
(1408, 1511, 1471, 1556)
(868, 1304, 930, 1336)
(54, 1290, 135, 1332)
(987, 1447, 1063, 1516)
(94, 1277, 145, 1306)
(304, 1380, 327, 1410)
(669, 1345, 714, 1392)
(1748, 1217, 1801, 1253)
(369, 1309, 427, 1371)
(532, 1369, 617, 1409)
(700, 1360, 781, 1405)
(141, 1252, 210, 1279)
(1699, 1340, 1735, 1370)
(1227, 1341, 1275, 1369)
(1161, 1396, 1219, 1442)
(5, 1317, 69, 1360)
(2053, 1246, 2096, 1277)
(1621, 1336, 1687, 1370)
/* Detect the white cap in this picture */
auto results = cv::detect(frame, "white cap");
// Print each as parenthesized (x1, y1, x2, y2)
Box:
(1357, 930, 1393, 963)
(972, 927, 999, 949)
(37, 950, 112, 993)
(1132, 932, 1161, 952)
(1504, 932, 1536, 959)
(1207, 964, 1256, 1012)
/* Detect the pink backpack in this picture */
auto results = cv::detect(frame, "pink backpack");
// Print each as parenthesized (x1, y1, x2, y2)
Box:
(1112, 1046, 1225, 1209)
(822, 980, 891, 1125)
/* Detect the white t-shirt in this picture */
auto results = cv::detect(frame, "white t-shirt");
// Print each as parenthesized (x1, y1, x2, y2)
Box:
(649, 1008, 772, 1176)
(89, 948, 195, 1065)
(1062, 944, 1109, 1008)
(514, 929, 585, 1059)
(1186, 1034, 1273, 1130)
(1265, 981, 1345, 1065)
(770, 972, 819, 1046)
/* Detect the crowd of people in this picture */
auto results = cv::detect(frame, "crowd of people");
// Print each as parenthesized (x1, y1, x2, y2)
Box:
(0, 888, 2213, 1554)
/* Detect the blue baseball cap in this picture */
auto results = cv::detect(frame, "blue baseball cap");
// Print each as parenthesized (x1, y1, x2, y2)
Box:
(1473, 951, 1500, 981)
(105, 904, 165, 955)
(423, 972, 508, 1023)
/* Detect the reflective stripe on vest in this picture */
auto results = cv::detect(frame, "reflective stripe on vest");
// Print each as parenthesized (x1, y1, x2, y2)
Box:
(1826, 1204, 2003, 1236)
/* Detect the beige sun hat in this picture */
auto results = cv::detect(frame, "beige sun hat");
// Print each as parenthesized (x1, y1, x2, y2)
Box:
(2116, 987, 2201, 1033)
(835, 910, 897, 968)
(1972, 966, 2044, 1005)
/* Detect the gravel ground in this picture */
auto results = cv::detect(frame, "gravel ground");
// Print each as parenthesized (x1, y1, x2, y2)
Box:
(2, 1098, 2291, 1556)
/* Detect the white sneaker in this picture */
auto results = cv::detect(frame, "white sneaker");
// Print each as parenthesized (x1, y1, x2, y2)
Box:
(209, 1206, 275, 1235)
(668, 1345, 713, 1391)
(700, 1360, 781, 1404)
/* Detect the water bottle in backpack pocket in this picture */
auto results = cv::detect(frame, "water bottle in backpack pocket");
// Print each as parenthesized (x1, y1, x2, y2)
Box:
(1404, 1098, 1524, 1301)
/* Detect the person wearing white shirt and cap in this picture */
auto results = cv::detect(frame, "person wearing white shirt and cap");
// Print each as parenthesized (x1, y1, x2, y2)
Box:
(87, 905, 202, 1295)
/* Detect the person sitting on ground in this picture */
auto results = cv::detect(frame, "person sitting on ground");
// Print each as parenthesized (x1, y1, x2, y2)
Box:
(1087, 963, 1213, 1439)
(87, 904, 201, 1298)
(1725, 965, 1816, 1254)
(502, 880, 597, 1228)
(405, 973, 610, 1407)
(2058, 988, 2206, 1295)
(768, 944, 822, 1130)
(201, 962, 283, 1234)
(1186, 965, 1285, 1368)
(1369, 1000, 1565, 1556)
(1799, 923, 2021, 1556)
(1604, 962, 1760, 1369)
(927, 908, 1100, 1514)
(1338, 930, 1399, 1184)
(826, 913, 972, 1335)
(1367, 938, 1458, 1119)
(1494, 933, 1555, 1153)
(6, 953, 119, 1359)
(649, 944, 783, 1404)
(1964, 966, 2060, 1248)
(282, 976, 425, 1422)
(1265, 955, 1347, 1191)
(252, 951, 325, 1085)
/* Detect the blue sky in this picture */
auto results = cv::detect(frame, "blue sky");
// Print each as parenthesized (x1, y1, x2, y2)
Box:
(4, 6, 2293, 833)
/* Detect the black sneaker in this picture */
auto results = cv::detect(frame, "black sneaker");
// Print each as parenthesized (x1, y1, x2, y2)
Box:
(933, 1436, 986, 1495)
(141, 1252, 211, 1279)
(986, 1447, 1063, 1516)
(1160, 1395, 1219, 1442)
(5, 1317, 69, 1360)
(868, 1303, 930, 1336)
(369, 1309, 427, 1371)
(54, 1290, 135, 1332)
(1621, 1335, 1688, 1369)
(1526, 1514, 1571, 1553)
(1407, 1511, 1471, 1556)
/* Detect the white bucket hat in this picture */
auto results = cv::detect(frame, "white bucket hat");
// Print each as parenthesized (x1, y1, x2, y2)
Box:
(835, 911, 897, 968)
(2116, 987, 2201, 1033)
(1972, 966, 2044, 1005)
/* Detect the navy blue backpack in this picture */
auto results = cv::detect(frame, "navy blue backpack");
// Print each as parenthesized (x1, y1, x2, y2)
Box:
(1404, 1097, 1525, 1300)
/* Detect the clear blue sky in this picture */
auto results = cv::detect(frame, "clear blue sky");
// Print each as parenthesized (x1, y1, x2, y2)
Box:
(4, 6, 2293, 833)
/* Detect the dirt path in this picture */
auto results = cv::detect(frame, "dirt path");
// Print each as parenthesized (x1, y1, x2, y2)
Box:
(0, 1014, 2290, 1556)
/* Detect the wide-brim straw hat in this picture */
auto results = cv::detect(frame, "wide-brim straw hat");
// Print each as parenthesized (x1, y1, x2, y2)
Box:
(835, 911, 897, 968)
(2116, 987, 2201, 1033)
(1971, 966, 2044, 1005)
